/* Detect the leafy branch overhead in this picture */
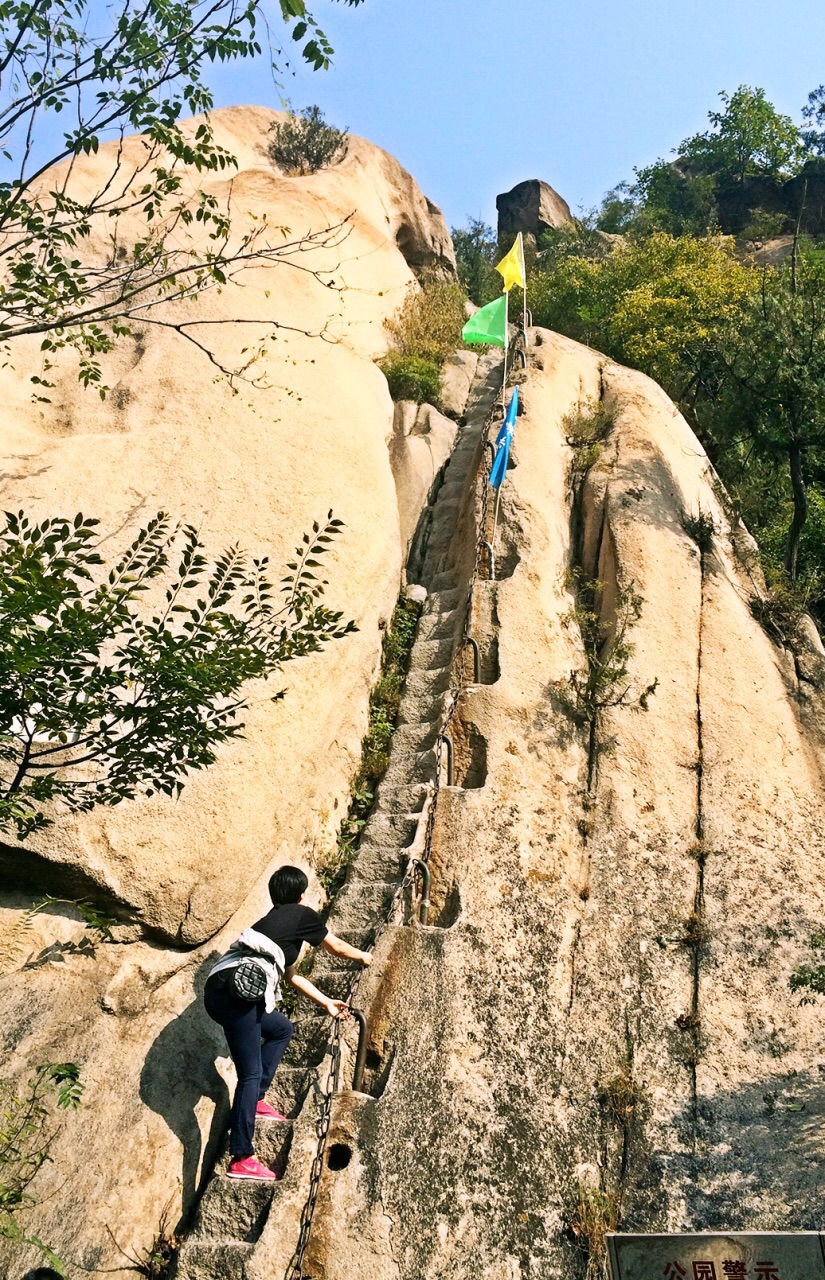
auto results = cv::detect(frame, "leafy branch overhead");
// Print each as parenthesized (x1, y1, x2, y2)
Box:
(0, 0, 364, 391)
(0, 509, 356, 840)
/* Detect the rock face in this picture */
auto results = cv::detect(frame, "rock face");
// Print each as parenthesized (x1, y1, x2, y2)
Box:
(0, 108, 466, 1279)
(0, 105, 455, 946)
(4, 121, 825, 1280)
(215, 330, 824, 1279)
(496, 178, 573, 245)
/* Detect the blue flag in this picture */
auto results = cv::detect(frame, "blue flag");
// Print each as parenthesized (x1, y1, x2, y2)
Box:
(489, 388, 519, 490)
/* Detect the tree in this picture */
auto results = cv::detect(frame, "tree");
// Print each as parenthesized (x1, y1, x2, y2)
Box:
(0, 0, 364, 393)
(451, 217, 499, 305)
(527, 232, 755, 401)
(802, 85, 825, 154)
(678, 85, 803, 184)
(594, 182, 638, 234)
(630, 161, 718, 237)
(600, 87, 803, 239)
(383, 268, 467, 364)
(0, 509, 355, 840)
(712, 254, 825, 578)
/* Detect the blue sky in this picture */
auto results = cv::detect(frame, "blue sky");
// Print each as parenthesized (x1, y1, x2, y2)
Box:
(206, 0, 825, 231)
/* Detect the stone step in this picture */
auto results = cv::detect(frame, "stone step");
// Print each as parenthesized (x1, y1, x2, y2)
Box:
(445, 445, 475, 471)
(415, 609, 458, 643)
(373, 781, 428, 814)
(429, 569, 460, 593)
(264, 1066, 311, 1119)
(325, 880, 399, 933)
(282, 1013, 333, 1069)
(320, 925, 376, 952)
(448, 449, 482, 472)
(430, 500, 462, 527)
(421, 587, 463, 615)
(388, 721, 439, 754)
(362, 811, 420, 845)
(381, 743, 438, 789)
(442, 467, 476, 489)
(186, 1169, 279, 1245)
(396, 691, 447, 732)
(344, 837, 410, 885)
(408, 637, 454, 672)
(396, 675, 450, 727)
(432, 507, 463, 532)
(396, 685, 450, 729)
(306, 969, 354, 1002)
(175, 1240, 255, 1280)
(399, 666, 451, 709)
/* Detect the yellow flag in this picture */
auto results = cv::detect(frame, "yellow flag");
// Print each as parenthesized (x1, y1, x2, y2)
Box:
(494, 233, 525, 292)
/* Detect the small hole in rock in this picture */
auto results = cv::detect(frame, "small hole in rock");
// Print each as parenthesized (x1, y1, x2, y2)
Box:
(327, 1142, 352, 1171)
(450, 719, 487, 789)
(361, 1042, 396, 1099)
(434, 881, 461, 928)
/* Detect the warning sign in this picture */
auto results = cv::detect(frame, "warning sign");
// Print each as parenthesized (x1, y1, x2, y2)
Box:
(607, 1233, 825, 1280)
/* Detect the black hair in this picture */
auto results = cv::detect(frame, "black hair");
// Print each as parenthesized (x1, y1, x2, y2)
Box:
(268, 865, 309, 906)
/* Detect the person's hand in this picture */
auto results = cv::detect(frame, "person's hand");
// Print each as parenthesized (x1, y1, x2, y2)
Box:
(325, 999, 351, 1020)
(358, 951, 372, 967)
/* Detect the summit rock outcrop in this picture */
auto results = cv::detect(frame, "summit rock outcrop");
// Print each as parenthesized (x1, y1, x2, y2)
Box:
(496, 177, 573, 245)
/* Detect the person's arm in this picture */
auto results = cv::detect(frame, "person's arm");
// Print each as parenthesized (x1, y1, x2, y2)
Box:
(284, 965, 350, 1018)
(322, 932, 372, 966)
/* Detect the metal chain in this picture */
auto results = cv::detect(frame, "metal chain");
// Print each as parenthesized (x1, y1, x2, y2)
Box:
(285, 1018, 342, 1280)
(283, 857, 414, 1280)
(420, 399, 498, 872)
(284, 391, 502, 1280)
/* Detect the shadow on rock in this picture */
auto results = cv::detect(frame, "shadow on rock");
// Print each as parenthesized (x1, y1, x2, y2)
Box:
(140, 955, 229, 1220)
(666, 1065, 825, 1230)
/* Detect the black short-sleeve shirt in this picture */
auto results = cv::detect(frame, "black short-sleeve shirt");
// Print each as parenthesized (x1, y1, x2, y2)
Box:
(252, 903, 328, 968)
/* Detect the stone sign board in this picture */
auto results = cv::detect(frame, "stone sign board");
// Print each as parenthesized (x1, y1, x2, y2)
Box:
(607, 1232, 825, 1280)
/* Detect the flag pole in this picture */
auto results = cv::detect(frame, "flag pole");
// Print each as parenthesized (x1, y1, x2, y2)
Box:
(501, 288, 508, 408)
(520, 232, 528, 348)
(491, 485, 502, 549)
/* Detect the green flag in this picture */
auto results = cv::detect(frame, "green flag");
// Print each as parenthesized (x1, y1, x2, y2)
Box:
(462, 294, 508, 347)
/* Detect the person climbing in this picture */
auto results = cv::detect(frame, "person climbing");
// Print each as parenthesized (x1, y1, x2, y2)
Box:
(204, 864, 371, 1181)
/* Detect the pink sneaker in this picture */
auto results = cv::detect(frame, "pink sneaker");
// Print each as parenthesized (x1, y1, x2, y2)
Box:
(227, 1156, 279, 1181)
(256, 1101, 289, 1121)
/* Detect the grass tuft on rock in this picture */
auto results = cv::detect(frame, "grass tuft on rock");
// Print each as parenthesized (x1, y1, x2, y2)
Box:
(268, 104, 348, 175)
(563, 395, 616, 477)
(566, 1180, 620, 1279)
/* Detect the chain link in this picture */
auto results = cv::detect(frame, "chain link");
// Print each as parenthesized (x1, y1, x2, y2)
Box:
(284, 391, 502, 1280)
(285, 1018, 342, 1280)
(284, 851, 415, 1280)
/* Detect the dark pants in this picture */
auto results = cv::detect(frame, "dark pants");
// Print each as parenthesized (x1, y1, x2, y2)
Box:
(204, 974, 293, 1158)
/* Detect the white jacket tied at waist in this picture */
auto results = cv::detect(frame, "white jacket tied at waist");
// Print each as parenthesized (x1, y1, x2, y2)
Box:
(208, 927, 286, 1012)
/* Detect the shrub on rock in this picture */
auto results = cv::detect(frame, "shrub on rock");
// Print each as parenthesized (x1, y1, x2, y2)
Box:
(269, 105, 348, 175)
(380, 353, 442, 405)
